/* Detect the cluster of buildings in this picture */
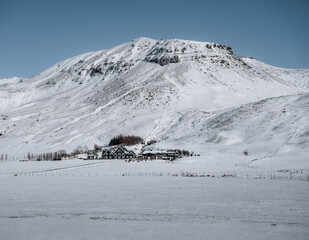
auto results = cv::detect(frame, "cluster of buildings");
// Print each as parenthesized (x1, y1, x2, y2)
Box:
(141, 149, 179, 160)
(102, 146, 136, 159)
(78, 146, 136, 160)
(79, 146, 181, 161)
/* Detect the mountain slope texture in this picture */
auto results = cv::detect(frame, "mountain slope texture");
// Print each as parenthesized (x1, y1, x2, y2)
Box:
(1, 37, 308, 167)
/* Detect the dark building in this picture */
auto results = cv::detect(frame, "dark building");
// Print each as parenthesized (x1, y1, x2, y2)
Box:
(102, 147, 136, 159)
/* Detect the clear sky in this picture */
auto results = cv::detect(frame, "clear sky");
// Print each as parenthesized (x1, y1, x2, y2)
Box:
(1, 0, 308, 78)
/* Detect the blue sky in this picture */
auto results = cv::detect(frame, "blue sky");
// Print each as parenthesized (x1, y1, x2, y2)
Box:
(1, 0, 308, 78)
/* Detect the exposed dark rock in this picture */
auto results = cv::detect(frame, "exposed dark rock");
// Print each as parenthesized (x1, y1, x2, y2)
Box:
(145, 55, 180, 66)
(1, 115, 8, 120)
(89, 65, 103, 77)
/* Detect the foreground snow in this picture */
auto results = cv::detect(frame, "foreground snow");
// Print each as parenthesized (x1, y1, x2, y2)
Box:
(0, 37, 308, 239)
(0, 159, 308, 240)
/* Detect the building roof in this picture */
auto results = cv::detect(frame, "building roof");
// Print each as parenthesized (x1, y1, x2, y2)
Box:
(121, 146, 129, 152)
(142, 149, 179, 155)
(87, 152, 98, 156)
(102, 147, 136, 156)
(129, 150, 136, 155)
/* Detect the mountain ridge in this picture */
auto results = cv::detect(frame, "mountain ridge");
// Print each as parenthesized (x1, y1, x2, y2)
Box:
(0, 37, 308, 166)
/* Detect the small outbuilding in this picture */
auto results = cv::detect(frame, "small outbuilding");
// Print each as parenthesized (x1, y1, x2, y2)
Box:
(87, 152, 98, 159)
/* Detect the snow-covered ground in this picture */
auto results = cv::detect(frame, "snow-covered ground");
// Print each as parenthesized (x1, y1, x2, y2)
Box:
(1, 37, 308, 239)
(0, 159, 308, 240)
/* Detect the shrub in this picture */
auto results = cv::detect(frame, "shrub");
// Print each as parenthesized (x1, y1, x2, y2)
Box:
(71, 145, 88, 155)
(94, 144, 102, 151)
(109, 135, 143, 146)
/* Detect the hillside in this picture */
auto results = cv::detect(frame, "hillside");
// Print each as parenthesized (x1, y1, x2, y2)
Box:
(0, 37, 308, 165)
(242, 57, 309, 89)
(149, 93, 309, 169)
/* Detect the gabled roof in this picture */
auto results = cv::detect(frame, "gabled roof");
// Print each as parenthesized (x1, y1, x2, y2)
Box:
(130, 150, 137, 156)
(121, 146, 129, 152)
(114, 147, 130, 154)
(102, 147, 136, 157)
(102, 150, 111, 155)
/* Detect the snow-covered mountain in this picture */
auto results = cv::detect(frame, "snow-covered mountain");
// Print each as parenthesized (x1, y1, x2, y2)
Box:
(0, 37, 308, 165)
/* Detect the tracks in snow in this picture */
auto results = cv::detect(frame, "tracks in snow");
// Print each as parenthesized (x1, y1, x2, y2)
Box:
(0, 160, 117, 176)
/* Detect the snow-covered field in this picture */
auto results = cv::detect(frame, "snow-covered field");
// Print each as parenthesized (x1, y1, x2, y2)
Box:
(0, 158, 308, 240)
(1, 37, 308, 239)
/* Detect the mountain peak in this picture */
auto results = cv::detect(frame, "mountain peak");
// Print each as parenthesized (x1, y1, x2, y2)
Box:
(0, 38, 308, 155)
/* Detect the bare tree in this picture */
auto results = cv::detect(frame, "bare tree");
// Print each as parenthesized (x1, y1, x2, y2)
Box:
(94, 143, 102, 152)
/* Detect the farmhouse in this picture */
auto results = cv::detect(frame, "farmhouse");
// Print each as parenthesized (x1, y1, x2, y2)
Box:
(102, 146, 136, 159)
(102, 149, 113, 159)
(163, 150, 179, 160)
(142, 149, 180, 160)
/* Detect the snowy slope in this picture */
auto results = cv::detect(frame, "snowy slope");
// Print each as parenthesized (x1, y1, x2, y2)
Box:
(0, 37, 308, 161)
(242, 57, 309, 88)
(149, 93, 309, 169)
